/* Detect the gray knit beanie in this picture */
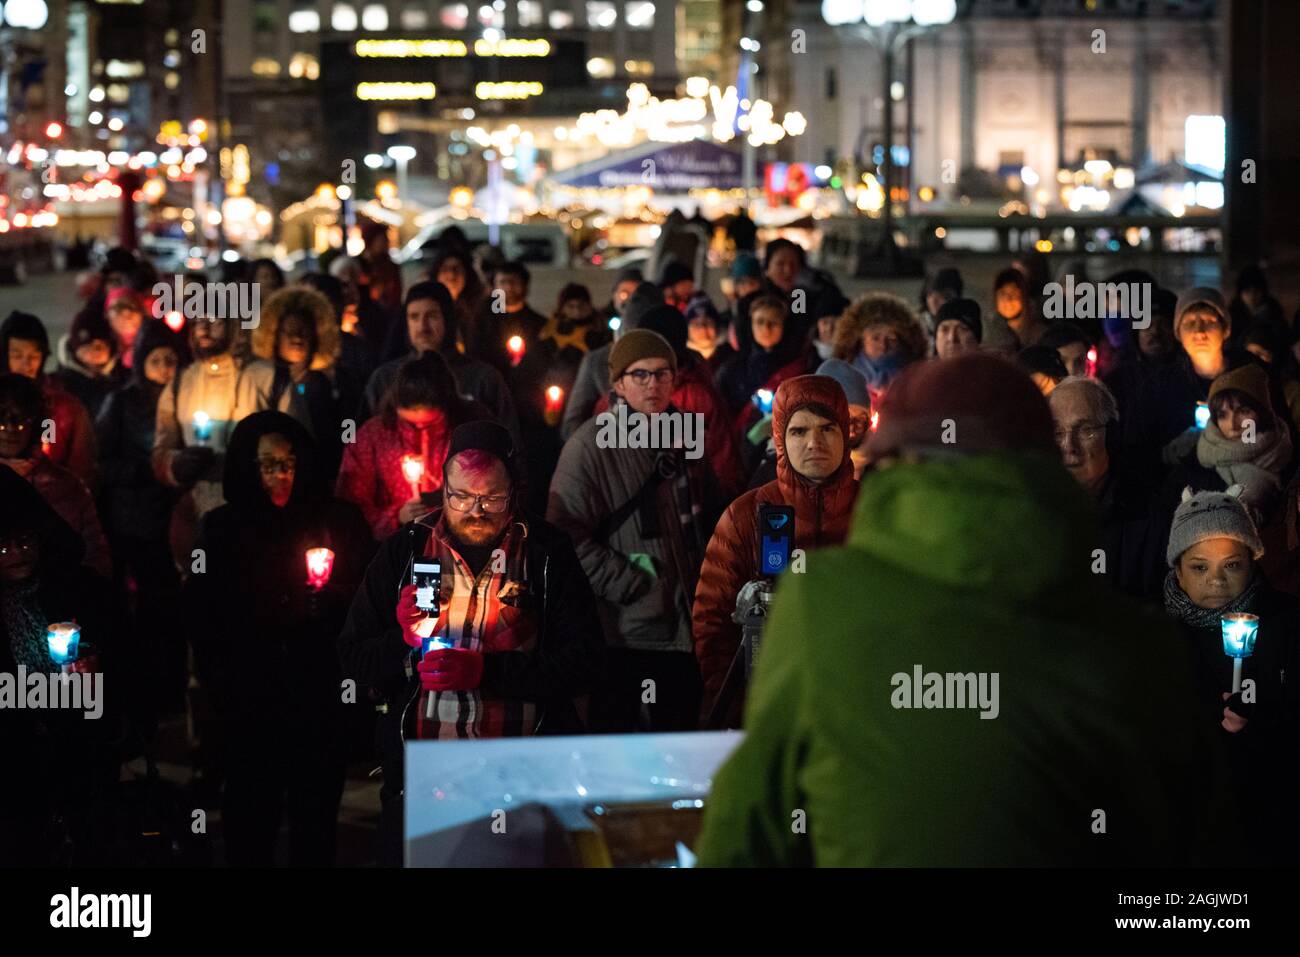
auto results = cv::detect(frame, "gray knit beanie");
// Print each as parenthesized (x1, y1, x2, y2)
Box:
(1166, 485, 1264, 567)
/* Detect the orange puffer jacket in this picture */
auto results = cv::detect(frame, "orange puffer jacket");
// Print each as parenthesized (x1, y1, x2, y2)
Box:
(692, 374, 859, 723)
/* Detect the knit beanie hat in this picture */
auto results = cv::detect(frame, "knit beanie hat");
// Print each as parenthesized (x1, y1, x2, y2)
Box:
(866, 352, 1055, 458)
(1, 310, 50, 361)
(1208, 362, 1272, 414)
(609, 328, 677, 381)
(935, 297, 983, 342)
(69, 307, 118, 355)
(730, 252, 763, 281)
(1166, 485, 1265, 567)
(816, 358, 871, 409)
(1174, 287, 1229, 336)
(106, 287, 144, 314)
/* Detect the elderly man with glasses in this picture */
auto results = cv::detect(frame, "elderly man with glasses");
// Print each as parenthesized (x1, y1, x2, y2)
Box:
(1049, 375, 1162, 597)
(338, 420, 605, 865)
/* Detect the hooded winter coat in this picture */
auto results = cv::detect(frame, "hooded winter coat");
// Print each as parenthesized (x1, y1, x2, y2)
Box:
(1, 310, 99, 486)
(693, 375, 859, 721)
(695, 452, 1238, 867)
(54, 330, 131, 419)
(187, 412, 374, 726)
(95, 320, 190, 542)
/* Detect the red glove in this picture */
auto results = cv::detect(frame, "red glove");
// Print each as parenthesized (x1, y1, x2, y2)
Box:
(396, 583, 448, 649)
(418, 647, 484, 692)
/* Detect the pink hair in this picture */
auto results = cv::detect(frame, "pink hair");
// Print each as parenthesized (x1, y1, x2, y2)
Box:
(449, 448, 501, 479)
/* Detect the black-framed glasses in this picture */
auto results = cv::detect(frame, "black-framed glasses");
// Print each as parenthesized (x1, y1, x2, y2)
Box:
(621, 368, 674, 386)
(257, 456, 297, 476)
(444, 487, 511, 513)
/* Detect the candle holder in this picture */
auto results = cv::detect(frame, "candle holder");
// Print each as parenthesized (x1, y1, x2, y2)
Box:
(305, 547, 335, 590)
(1221, 612, 1259, 693)
(193, 410, 214, 445)
(1195, 401, 1210, 430)
(46, 622, 81, 665)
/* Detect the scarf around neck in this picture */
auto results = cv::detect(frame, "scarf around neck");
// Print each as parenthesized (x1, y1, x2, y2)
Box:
(1195, 422, 1291, 510)
(1162, 567, 1262, 629)
(851, 349, 907, 391)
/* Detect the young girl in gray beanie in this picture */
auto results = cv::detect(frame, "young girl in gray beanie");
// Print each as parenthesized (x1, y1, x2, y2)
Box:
(1162, 485, 1300, 865)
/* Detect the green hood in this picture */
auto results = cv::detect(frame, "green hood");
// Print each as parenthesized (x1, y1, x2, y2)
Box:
(848, 452, 1096, 601)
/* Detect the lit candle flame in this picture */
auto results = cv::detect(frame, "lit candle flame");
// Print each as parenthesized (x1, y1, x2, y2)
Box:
(401, 454, 425, 485)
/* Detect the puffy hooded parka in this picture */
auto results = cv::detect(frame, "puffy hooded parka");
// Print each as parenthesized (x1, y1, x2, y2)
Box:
(187, 412, 374, 727)
(693, 374, 859, 722)
(95, 320, 191, 542)
(696, 450, 1240, 867)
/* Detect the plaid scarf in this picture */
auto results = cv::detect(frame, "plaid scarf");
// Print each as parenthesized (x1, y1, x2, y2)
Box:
(412, 512, 539, 739)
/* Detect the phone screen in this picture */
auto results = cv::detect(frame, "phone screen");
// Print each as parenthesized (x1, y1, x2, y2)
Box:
(412, 561, 442, 614)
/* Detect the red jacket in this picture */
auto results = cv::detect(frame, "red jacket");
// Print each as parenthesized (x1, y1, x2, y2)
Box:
(335, 405, 487, 541)
(692, 374, 859, 721)
(591, 356, 746, 499)
(7, 455, 113, 579)
(40, 377, 97, 488)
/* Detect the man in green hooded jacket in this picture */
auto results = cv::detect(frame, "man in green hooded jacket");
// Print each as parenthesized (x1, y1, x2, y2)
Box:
(695, 353, 1237, 867)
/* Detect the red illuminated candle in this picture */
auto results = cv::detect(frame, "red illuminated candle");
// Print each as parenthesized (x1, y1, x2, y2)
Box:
(506, 335, 525, 367)
(305, 547, 335, 590)
(870, 410, 880, 432)
(401, 454, 425, 500)
(1086, 346, 1098, 378)
(544, 384, 564, 426)
(164, 310, 185, 332)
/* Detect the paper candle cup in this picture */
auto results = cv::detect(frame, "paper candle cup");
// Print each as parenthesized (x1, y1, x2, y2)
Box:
(46, 622, 81, 665)
(305, 547, 335, 590)
(1220, 613, 1259, 659)
(193, 410, 214, 444)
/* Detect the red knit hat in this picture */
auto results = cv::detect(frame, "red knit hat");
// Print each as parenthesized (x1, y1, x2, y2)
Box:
(865, 352, 1056, 457)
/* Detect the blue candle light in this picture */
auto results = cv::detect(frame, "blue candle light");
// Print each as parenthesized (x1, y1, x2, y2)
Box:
(192, 410, 214, 445)
(46, 622, 81, 665)
(1221, 613, 1259, 693)
(1195, 401, 1210, 430)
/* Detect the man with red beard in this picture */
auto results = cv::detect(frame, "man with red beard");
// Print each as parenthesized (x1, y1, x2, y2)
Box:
(338, 421, 604, 865)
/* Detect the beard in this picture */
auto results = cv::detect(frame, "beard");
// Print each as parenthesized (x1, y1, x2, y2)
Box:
(453, 516, 503, 545)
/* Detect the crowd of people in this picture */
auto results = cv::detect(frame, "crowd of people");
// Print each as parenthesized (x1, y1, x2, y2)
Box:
(2, 224, 1297, 867)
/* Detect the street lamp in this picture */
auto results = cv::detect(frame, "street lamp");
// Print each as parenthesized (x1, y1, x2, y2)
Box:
(386, 144, 417, 202)
(821, 0, 956, 275)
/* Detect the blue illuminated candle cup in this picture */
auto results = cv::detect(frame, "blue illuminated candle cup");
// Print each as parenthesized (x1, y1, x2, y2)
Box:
(422, 635, 454, 719)
(46, 622, 81, 665)
(1221, 612, 1259, 693)
(192, 410, 214, 445)
(1195, 401, 1210, 430)
(754, 389, 775, 416)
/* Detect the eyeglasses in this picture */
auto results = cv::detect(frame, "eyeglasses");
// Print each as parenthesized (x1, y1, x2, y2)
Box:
(0, 534, 37, 555)
(444, 487, 511, 513)
(1053, 423, 1106, 446)
(257, 456, 297, 476)
(621, 368, 674, 386)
